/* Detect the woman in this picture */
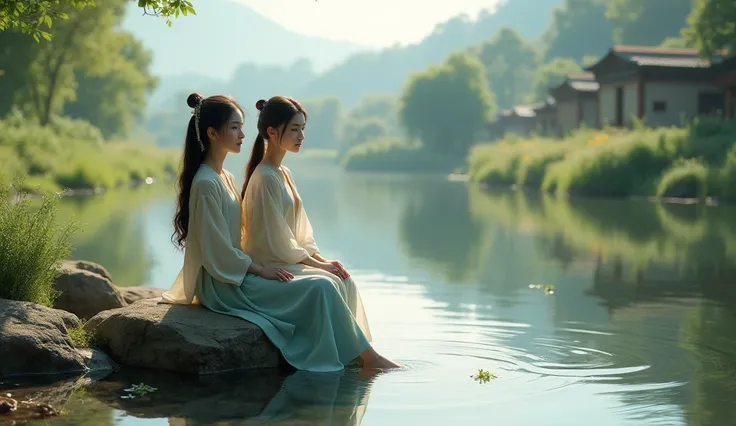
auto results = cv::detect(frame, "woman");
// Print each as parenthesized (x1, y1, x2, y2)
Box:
(240, 96, 389, 365)
(161, 93, 399, 372)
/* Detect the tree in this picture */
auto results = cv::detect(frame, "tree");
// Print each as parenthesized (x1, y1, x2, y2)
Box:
(532, 58, 582, 102)
(346, 94, 400, 133)
(399, 52, 495, 156)
(684, 0, 736, 57)
(0, 0, 195, 41)
(542, 0, 613, 63)
(339, 117, 389, 157)
(2, 0, 157, 136)
(302, 97, 342, 150)
(64, 34, 158, 138)
(607, 0, 692, 46)
(475, 27, 538, 109)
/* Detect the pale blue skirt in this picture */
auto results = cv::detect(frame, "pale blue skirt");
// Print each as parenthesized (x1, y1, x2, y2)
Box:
(196, 267, 371, 372)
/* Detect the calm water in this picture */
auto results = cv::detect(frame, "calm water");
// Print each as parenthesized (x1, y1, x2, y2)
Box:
(9, 158, 736, 426)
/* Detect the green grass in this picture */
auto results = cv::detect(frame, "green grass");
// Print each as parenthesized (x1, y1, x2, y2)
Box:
(341, 137, 459, 173)
(0, 111, 179, 193)
(0, 180, 78, 306)
(67, 320, 95, 348)
(468, 117, 736, 201)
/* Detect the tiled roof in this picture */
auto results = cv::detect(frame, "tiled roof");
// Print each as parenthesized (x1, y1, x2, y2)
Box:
(587, 45, 731, 73)
(569, 80, 600, 92)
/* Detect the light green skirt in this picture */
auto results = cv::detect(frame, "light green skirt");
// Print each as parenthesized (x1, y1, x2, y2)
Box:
(196, 267, 371, 372)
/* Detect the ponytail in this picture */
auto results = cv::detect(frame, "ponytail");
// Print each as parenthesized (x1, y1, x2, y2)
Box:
(242, 134, 265, 199)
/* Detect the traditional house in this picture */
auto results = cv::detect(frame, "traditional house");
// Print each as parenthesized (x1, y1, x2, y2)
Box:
(711, 56, 736, 119)
(548, 72, 599, 134)
(532, 98, 559, 136)
(486, 104, 538, 140)
(586, 46, 731, 128)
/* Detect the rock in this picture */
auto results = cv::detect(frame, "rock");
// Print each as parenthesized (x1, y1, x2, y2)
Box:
(61, 260, 113, 282)
(53, 267, 127, 320)
(0, 299, 114, 379)
(117, 286, 165, 305)
(86, 299, 282, 375)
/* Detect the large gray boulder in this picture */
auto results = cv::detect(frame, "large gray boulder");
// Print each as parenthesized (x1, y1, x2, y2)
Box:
(85, 298, 282, 375)
(52, 263, 127, 319)
(117, 286, 165, 305)
(0, 299, 114, 379)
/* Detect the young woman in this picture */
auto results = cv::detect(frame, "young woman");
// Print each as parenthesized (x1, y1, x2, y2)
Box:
(240, 96, 399, 369)
(161, 93, 398, 372)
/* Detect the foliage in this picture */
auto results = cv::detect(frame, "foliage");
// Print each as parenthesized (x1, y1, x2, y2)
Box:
(341, 138, 455, 173)
(532, 58, 582, 102)
(542, 0, 613, 62)
(468, 119, 736, 200)
(0, 180, 78, 306)
(400, 52, 495, 156)
(475, 27, 538, 109)
(606, 0, 692, 45)
(0, 112, 178, 192)
(0, 0, 194, 41)
(684, 0, 736, 56)
(3, 0, 157, 132)
(339, 117, 389, 157)
(302, 97, 342, 150)
(67, 321, 94, 348)
(656, 158, 709, 199)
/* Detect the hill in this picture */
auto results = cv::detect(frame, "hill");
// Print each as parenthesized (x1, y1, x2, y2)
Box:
(120, 0, 369, 79)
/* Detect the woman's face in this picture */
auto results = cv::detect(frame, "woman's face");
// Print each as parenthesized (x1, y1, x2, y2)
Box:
(270, 112, 306, 153)
(210, 108, 245, 154)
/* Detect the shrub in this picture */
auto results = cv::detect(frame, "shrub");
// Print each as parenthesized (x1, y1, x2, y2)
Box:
(656, 158, 709, 199)
(342, 138, 454, 173)
(0, 181, 79, 306)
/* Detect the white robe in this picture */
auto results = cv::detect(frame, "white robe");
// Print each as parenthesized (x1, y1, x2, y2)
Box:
(162, 165, 252, 305)
(241, 163, 372, 341)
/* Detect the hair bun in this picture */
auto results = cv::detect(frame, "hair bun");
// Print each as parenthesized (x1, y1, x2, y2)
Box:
(187, 93, 205, 108)
(255, 99, 266, 111)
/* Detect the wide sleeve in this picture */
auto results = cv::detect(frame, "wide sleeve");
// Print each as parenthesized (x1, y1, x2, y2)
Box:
(245, 171, 311, 265)
(283, 167, 320, 256)
(190, 181, 252, 285)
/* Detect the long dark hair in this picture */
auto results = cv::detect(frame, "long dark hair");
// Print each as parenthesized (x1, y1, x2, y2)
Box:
(172, 92, 243, 249)
(241, 96, 307, 199)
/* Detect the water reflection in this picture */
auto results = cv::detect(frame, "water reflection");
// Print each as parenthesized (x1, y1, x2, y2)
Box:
(88, 368, 374, 426)
(21, 169, 736, 425)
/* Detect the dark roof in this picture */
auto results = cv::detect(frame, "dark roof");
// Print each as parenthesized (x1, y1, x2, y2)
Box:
(549, 72, 599, 97)
(586, 45, 729, 74)
(532, 97, 556, 113)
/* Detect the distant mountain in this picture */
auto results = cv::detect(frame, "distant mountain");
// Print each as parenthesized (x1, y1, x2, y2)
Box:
(121, 0, 369, 79)
(296, 0, 564, 106)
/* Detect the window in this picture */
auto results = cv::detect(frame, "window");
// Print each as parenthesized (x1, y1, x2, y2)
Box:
(653, 101, 667, 113)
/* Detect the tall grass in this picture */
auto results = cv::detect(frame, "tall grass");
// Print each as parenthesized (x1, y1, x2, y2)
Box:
(0, 111, 179, 193)
(0, 181, 79, 306)
(468, 118, 736, 200)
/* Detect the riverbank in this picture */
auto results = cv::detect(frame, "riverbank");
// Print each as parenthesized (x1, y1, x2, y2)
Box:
(1, 114, 178, 195)
(467, 118, 736, 202)
(340, 138, 462, 173)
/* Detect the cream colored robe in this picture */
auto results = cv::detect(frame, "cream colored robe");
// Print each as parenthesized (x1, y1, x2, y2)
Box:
(241, 164, 372, 341)
(162, 165, 252, 305)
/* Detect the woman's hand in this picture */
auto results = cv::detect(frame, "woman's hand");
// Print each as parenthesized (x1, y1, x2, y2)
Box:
(249, 263, 294, 282)
(318, 260, 350, 280)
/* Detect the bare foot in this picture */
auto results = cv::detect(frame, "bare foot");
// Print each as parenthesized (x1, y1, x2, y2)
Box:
(362, 354, 402, 370)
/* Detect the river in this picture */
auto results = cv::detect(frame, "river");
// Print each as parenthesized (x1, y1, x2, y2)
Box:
(17, 157, 736, 425)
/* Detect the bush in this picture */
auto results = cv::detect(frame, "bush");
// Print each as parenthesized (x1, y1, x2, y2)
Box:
(0, 114, 178, 192)
(341, 138, 455, 173)
(656, 158, 709, 199)
(469, 120, 736, 200)
(0, 181, 78, 306)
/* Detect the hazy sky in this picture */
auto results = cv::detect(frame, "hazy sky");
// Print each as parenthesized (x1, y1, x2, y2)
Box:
(237, 0, 505, 47)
